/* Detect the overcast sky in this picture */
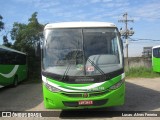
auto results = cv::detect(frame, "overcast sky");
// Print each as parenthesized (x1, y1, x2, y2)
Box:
(0, 0, 160, 57)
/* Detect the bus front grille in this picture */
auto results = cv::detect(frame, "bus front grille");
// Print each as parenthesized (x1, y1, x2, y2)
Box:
(61, 91, 108, 98)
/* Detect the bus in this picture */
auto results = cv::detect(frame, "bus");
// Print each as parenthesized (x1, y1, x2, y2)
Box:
(0, 45, 28, 88)
(152, 45, 160, 72)
(42, 22, 125, 109)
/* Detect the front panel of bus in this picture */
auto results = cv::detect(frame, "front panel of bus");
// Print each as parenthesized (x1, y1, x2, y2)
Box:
(42, 27, 125, 109)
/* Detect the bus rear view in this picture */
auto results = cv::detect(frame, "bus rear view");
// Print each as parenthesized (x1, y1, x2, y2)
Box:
(42, 22, 125, 109)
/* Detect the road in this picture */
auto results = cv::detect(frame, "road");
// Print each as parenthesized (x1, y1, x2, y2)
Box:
(0, 78, 160, 119)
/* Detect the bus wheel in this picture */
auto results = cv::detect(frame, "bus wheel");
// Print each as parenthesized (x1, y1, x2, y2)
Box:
(13, 76, 18, 87)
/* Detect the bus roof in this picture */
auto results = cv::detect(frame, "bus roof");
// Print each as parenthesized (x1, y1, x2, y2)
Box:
(44, 22, 116, 29)
(0, 45, 26, 55)
(152, 45, 160, 49)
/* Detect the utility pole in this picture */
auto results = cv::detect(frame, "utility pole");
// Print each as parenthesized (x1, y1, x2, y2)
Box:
(118, 12, 134, 69)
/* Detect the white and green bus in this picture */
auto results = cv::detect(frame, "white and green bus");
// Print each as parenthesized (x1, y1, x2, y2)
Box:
(42, 22, 125, 109)
(0, 45, 28, 88)
(152, 45, 160, 72)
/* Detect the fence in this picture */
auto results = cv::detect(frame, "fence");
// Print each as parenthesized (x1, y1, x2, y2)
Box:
(125, 57, 152, 69)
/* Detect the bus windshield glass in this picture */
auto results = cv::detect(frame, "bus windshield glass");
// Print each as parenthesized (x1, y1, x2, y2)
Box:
(43, 28, 123, 76)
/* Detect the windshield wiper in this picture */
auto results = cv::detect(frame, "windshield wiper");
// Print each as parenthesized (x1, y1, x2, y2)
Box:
(61, 63, 71, 81)
(87, 58, 109, 79)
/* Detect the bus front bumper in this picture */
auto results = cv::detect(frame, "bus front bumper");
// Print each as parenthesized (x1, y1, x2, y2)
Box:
(43, 83, 125, 109)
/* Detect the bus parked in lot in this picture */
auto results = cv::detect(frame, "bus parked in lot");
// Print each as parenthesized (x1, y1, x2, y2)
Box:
(152, 45, 160, 72)
(42, 22, 125, 109)
(0, 45, 28, 88)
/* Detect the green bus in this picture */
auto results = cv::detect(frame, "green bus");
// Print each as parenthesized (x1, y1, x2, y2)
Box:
(0, 45, 28, 88)
(152, 45, 160, 72)
(42, 22, 125, 109)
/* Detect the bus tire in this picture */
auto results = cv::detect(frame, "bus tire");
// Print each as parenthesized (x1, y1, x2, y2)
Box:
(13, 76, 18, 87)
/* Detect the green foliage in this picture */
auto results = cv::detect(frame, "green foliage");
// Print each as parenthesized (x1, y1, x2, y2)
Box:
(10, 12, 44, 79)
(0, 15, 4, 31)
(125, 67, 160, 78)
(3, 35, 12, 47)
(11, 12, 44, 53)
(0, 15, 12, 47)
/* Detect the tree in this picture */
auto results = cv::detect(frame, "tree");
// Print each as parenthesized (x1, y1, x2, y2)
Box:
(0, 15, 12, 47)
(0, 15, 4, 31)
(11, 12, 44, 53)
(10, 12, 44, 79)
(11, 22, 28, 51)
(3, 35, 12, 47)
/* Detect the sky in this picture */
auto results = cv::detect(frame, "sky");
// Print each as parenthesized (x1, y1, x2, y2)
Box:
(0, 0, 160, 57)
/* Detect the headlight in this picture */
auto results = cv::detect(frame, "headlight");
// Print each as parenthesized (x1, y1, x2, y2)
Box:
(43, 82, 61, 92)
(109, 79, 125, 90)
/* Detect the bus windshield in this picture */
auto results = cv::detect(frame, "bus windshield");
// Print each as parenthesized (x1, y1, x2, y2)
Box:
(43, 28, 123, 76)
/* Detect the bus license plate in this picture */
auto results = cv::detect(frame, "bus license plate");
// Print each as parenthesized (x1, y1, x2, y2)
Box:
(78, 100, 93, 105)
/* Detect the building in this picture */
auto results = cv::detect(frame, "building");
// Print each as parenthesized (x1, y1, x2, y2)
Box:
(142, 46, 152, 58)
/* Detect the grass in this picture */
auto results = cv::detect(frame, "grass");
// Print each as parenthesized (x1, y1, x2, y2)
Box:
(125, 67, 160, 78)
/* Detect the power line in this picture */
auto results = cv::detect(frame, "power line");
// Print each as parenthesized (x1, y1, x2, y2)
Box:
(128, 37, 160, 41)
(132, 15, 160, 20)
